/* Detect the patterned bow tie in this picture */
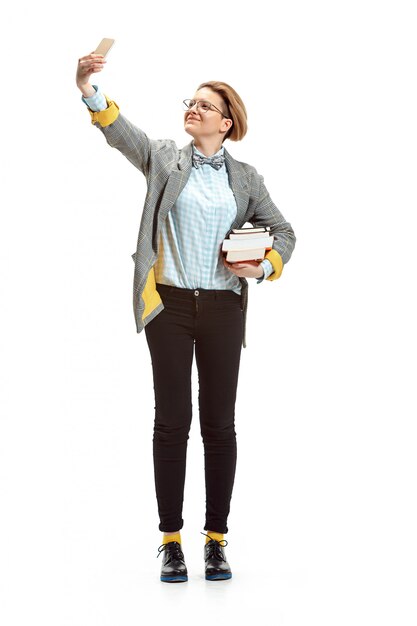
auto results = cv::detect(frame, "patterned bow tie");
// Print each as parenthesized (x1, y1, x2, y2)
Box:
(192, 152, 225, 170)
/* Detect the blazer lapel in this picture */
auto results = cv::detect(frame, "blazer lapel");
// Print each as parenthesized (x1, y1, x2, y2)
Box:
(223, 147, 251, 230)
(156, 142, 193, 225)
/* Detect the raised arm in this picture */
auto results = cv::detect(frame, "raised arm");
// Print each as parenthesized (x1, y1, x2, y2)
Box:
(76, 52, 154, 177)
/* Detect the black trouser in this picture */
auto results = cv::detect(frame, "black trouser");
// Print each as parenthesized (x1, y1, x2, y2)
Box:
(144, 282, 244, 534)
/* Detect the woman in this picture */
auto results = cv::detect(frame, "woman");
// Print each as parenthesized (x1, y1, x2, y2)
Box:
(76, 52, 296, 583)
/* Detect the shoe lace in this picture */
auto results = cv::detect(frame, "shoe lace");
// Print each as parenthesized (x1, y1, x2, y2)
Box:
(200, 531, 228, 562)
(156, 541, 185, 561)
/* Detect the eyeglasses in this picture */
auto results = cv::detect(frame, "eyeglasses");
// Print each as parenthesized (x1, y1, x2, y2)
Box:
(183, 99, 230, 119)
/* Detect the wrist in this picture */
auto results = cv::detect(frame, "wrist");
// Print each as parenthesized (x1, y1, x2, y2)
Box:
(78, 82, 96, 98)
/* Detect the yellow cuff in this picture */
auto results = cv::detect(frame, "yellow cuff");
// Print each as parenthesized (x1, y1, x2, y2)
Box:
(88, 94, 120, 127)
(265, 249, 283, 280)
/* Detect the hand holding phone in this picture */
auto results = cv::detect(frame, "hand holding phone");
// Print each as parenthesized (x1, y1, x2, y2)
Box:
(76, 38, 115, 88)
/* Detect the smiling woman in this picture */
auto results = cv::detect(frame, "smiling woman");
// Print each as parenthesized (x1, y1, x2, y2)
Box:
(183, 80, 248, 148)
(76, 52, 296, 583)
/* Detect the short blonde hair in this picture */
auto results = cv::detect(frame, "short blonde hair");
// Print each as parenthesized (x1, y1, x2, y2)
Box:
(196, 80, 248, 142)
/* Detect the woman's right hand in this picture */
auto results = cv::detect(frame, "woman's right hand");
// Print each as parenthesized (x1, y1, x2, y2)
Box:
(76, 52, 106, 88)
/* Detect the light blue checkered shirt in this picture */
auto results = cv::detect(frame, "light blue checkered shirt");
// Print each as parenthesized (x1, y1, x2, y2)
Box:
(81, 85, 274, 292)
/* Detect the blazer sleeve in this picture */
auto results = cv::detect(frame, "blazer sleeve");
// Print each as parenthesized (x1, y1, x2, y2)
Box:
(249, 174, 296, 281)
(85, 91, 154, 178)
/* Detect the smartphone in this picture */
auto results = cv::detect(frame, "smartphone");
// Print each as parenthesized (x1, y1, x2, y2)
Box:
(94, 38, 115, 58)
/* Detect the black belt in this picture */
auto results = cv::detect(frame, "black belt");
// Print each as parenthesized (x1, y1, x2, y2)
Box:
(156, 282, 241, 302)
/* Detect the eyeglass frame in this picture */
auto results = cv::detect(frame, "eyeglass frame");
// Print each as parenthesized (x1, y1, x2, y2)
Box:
(183, 99, 231, 119)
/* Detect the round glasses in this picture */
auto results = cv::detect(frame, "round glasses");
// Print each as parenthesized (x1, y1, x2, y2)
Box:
(183, 99, 230, 118)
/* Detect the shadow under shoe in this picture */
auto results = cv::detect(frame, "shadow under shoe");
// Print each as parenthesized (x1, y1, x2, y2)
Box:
(201, 532, 232, 581)
(157, 541, 188, 583)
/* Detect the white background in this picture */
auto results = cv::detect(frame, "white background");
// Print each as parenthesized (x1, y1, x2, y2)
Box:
(1, 1, 416, 624)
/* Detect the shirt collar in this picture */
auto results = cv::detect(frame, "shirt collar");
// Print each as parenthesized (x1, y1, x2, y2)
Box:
(192, 142, 224, 159)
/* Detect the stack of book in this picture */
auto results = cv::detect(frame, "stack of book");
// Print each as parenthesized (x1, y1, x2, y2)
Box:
(222, 226, 273, 262)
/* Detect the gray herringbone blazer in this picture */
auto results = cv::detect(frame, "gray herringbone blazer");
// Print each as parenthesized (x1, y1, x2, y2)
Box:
(87, 95, 296, 348)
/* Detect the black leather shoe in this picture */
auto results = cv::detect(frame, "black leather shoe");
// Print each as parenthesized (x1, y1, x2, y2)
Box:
(157, 541, 188, 583)
(201, 532, 232, 580)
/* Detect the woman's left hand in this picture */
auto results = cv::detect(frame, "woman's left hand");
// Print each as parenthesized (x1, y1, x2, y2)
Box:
(223, 257, 264, 279)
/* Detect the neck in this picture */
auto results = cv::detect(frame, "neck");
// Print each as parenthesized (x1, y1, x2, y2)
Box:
(192, 137, 224, 157)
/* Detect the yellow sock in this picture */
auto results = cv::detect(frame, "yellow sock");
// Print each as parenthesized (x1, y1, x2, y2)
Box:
(162, 532, 181, 545)
(205, 531, 224, 545)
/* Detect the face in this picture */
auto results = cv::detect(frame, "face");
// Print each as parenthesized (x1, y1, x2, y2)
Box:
(184, 87, 232, 142)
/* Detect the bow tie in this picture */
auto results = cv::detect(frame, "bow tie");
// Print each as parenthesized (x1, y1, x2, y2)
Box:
(192, 152, 225, 170)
